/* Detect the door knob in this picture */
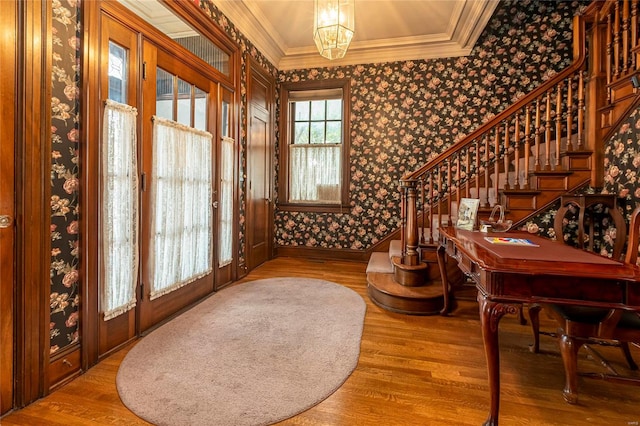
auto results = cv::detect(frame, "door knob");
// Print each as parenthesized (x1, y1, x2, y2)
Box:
(212, 201, 219, 209)
(0, 215, 13, 228)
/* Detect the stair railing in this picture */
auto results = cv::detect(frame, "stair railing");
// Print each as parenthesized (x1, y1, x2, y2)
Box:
(400, 0, 640, 264)
(398, 7, 592, 261)
(602, 0, 640, 102)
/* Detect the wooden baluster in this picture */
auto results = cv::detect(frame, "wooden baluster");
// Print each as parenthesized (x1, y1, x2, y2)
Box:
(607, 14, 613, 102)
(555, 82, 563, 170)
(475, 139, 482, 206)
(577, 71, 585, 150)
(524, 105, 532, 189)
(632, 0, 638, 71)
(437, 166, 443, 236)
(399, 181, 407, 258)
(464, 145, 470, 200)
(494, 127, 500, 202)
(615, 1, 621, 79)
(484, 134, 490, 207)
(419, 176, 425, 245)
(566, 76, 574, 152)
(623, 0, 631, 74)
(545, 91, 552, 170)
(513, 113, 521, 189)
(455, 154, 461, 204)
(535, 98, 542, 171)
(447, 159, 453, 226)
(428, 173, 434, 244)
(503, 120, 511, 190)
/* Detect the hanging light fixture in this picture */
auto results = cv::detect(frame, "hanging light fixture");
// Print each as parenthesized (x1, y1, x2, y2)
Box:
(313, 0, 355, 60)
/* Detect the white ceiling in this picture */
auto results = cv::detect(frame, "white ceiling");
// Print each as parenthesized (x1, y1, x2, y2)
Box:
(119, 0, 499, 70)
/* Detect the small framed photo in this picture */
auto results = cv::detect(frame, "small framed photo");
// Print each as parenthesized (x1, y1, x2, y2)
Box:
(456, 198, 480, 231)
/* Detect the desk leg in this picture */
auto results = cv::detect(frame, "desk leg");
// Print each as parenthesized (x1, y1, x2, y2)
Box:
(478, 292, 518, 426)
(436, 244, 451, 315)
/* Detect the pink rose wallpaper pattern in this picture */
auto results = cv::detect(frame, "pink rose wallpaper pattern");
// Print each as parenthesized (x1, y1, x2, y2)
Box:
(50, 0, 81, 354)
(50, 0, 602, 353)
(274, 0, 582, 250)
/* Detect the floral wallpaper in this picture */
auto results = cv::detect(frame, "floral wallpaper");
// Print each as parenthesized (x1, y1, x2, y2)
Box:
(523, 186, 619, 258)
(523, 96, 640, 257)
(603, 106, 640, 218)
(275, 0, 584, 250)
(50, 0, 81, 355)
(45, 0, 616, 354)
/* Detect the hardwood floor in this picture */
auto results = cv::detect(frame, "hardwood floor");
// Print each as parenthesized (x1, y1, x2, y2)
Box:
(3, 257, 640, 425)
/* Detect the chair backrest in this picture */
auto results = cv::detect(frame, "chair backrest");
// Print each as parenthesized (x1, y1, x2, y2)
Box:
(625, 206, 640, 265)
(554, 198, 626, 261)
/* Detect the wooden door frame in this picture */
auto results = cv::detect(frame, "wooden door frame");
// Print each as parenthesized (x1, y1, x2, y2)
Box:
(11, 0, 52, 408)
(245, 59, 275, 272)
(214, 86, 238, 289)
(82, 0, 241, 364)
(0, 0, 17, 415)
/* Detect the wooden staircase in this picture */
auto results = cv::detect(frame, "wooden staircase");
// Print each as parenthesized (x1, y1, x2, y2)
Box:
(367, 0, 640, 315)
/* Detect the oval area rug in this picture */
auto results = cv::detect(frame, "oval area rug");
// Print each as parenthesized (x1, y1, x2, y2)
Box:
(116, 277, 366, 426)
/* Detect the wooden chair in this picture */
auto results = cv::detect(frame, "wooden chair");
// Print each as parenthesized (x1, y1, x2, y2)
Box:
(532, 206, 640, 404)
(529, 194, 627, 353)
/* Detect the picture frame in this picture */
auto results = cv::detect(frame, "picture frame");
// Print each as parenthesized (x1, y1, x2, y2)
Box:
(456, 198, 480, 231)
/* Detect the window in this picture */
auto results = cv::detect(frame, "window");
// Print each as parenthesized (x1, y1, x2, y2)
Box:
(218, 99, 234, 267)
(102, 39, 138, 320)
(155, 67, 208, 131)
(279, 79, 350, 212)
(174, 35, 230, 77)
(108, 41, 127, 103)
(148, 66, 213, 299)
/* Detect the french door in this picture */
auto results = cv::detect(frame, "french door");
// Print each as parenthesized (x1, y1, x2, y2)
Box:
(97, 13, 139, 356)
(96, 13, 222, 356)
(137, 40, 217, 333)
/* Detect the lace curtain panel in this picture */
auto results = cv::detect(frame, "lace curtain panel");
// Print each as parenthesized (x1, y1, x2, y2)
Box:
(149, 117, 213, 300)
(218, 136, 234, 267)
(102, 100, 139, 321)
(289, 144, 341, 203)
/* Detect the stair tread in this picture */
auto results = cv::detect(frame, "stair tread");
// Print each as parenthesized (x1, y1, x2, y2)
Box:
(389, 240, 402, 259)
(366, 252, 394, 274)
(367, 272, 444, 299)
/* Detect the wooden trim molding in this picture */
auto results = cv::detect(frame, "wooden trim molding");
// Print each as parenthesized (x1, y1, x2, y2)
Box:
(14, 0, 52, 406)
(278, 78, 352, 211)
(274, 245, 370, 263)
(81, 0, 101, 370)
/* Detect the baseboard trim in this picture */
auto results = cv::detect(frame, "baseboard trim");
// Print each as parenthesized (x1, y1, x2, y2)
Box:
(274, 245, 369, 262)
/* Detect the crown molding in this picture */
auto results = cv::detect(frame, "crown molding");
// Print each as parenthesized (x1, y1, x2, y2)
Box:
(454, 0, 500, 49)
(278, 41, 474, 71)
(119, 0, 500, 71)
(212, 0, 284, 67)
(215, 0, 499, 70)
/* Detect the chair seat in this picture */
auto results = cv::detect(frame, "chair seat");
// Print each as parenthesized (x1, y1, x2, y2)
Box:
(531, 205, 640, 404)
(549, 305, 640, 329)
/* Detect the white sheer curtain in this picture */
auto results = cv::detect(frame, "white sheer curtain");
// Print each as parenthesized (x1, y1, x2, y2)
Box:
(218, 136, 234, 267)
(289, 144, 341, 202)
(102, 100, 139, 321)
(149, 116, 213, 300)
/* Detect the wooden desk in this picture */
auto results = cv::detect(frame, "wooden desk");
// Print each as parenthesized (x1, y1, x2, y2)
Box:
(436, 226, 640, 426)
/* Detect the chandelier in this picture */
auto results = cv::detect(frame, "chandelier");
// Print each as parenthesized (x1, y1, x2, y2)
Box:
(313, 0, 355, 60)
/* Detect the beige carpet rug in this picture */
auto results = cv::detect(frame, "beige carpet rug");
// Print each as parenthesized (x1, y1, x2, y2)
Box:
(116, 277, 366, 426)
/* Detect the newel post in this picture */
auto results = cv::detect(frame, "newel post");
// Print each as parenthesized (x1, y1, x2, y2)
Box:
(584, 8, 609, 187)
(399, 178, 420, 266)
